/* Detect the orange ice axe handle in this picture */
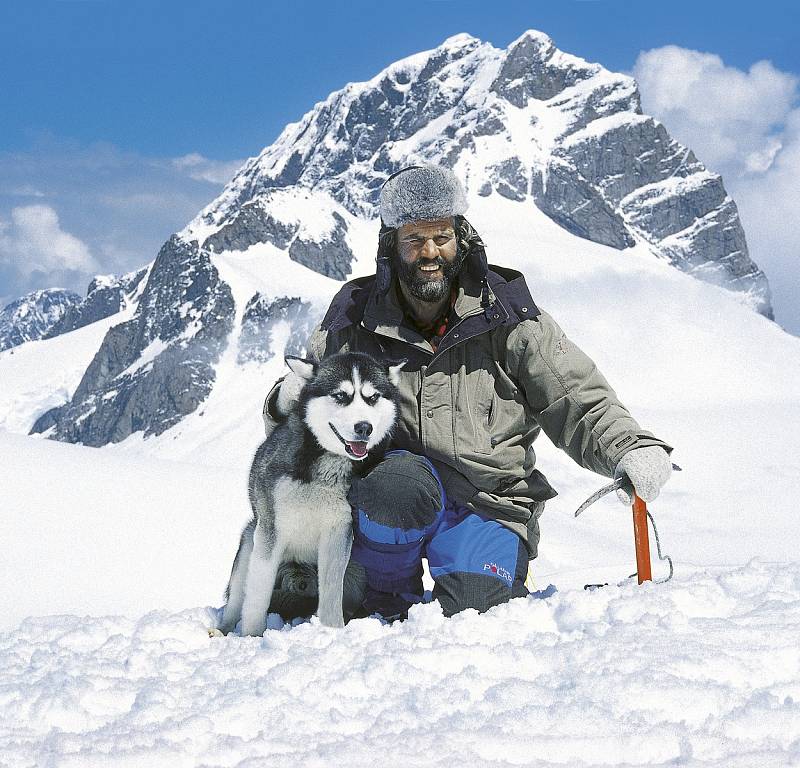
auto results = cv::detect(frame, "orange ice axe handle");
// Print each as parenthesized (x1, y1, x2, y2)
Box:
(632, 493, 652, 584)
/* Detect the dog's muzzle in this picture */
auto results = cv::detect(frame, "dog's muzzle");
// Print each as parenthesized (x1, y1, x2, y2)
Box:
(329, 423, 369, 460)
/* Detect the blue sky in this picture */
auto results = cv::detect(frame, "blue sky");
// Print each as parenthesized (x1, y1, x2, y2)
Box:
(1, 0, 799, 331)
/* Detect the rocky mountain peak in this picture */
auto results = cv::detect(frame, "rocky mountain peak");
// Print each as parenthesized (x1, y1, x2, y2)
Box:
(26, 29, 775, 448)
(0, 288, 82, 352)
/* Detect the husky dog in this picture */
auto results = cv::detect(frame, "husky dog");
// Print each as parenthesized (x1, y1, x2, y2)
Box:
(219, 352, 404, 636)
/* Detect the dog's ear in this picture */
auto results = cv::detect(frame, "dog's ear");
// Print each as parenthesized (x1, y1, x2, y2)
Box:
(285, 356, 317, 381)
(387, 359, 407, 386)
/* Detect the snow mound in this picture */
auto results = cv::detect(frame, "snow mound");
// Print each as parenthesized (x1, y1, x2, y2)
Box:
(2, 560, 798, 768)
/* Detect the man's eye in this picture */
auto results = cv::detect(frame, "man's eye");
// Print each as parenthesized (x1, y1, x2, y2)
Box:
(434, 236, 452, 245)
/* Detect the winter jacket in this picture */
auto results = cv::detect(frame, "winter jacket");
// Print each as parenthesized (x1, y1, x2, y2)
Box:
(264, 264, 673, 558)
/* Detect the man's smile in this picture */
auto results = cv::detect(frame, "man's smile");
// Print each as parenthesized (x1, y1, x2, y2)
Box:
(417, 262, 443, 275)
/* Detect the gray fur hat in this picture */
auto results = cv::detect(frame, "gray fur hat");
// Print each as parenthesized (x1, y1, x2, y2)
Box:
(379, 165, 468, 228)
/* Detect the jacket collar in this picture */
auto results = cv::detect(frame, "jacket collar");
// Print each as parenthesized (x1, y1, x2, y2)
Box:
(322, 265, 540, 355)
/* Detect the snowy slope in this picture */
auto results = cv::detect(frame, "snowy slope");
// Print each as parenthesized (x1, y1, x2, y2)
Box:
(2, 193, 800, 766)
(1, 550, 798, 766)
(14, 29, 776, 449)
(1, 29, 798, 767)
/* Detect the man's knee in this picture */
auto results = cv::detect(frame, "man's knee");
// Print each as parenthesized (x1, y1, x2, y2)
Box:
(429, 518, 529, 617)
(348, 451, 444, 596)
(348, 450, 445, 532)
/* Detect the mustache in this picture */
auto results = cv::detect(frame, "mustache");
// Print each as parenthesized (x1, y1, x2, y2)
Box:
(413, 257, 446, 268)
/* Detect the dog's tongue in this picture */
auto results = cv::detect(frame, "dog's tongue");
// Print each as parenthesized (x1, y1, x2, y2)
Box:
(347, 441, 368, 458)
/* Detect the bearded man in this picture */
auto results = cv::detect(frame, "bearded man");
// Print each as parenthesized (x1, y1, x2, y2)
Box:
(265, 165, 674, 620)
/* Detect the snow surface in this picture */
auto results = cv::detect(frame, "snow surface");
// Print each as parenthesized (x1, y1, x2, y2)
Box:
(2, 63, 800, 762)
(1, 559, 798, 767)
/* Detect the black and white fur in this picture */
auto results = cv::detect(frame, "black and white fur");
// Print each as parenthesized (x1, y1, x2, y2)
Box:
(219, 352, 403, 636)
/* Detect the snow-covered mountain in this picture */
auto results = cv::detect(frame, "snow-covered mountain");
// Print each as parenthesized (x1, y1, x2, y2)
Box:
(42, 267, 147, 340)
(0, 288, 81, 351)
(0, 268, 147, 355)
(2, 30, 800, 766)
(5, 29, 774, 449)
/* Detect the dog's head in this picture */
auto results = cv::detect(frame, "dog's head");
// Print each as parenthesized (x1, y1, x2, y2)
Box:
(286, 352, 404, 462)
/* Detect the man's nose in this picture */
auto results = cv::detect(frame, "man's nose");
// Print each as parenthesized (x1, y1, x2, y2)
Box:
(354, 421, 373, 439)
(421, 238, 438, 260)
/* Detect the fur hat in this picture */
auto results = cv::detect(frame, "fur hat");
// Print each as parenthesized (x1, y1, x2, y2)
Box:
(379, 165, 468, 228)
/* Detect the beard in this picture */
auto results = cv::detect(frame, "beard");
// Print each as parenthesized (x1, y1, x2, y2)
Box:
(393, 248, 466, 303)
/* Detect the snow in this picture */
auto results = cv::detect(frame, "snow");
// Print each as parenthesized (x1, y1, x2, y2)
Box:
(0, 310, 125, 433)
(0, 557, 798, 767)
(3, 189, 800, 763)
(2, 33, 800, 761)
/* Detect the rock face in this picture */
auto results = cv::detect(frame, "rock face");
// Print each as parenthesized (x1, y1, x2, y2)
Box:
(0, 289, 82, 351)
(237, 294, 319, 365)
(204, 201, 353, 280)
(187, 29, 772, 318)
(30, 237, 234, 445)
(28, 28, 776, 447)
(43, 269, 148, 340)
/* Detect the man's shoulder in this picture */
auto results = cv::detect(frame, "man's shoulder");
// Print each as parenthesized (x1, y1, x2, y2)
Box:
(486, 264, 541, 323)
(320, 274, 376, 332)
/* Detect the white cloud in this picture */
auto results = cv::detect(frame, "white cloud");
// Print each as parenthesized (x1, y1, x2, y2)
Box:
(1, 185, 46, 198)
(0, 138, 242, 302)
(632, 46, 798, 176)
(0, 204, 100, 277)
(632, 46, 800, 335)
(171, 153, 244, 184)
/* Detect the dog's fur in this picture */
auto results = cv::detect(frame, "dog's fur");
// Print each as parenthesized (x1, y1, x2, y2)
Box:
(219, 352, 403, 636)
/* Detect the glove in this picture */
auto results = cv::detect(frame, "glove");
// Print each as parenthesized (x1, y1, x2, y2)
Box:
(614, 446, 672, 505)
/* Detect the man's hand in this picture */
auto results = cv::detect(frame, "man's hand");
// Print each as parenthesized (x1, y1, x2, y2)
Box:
(614, 446, 672, 505)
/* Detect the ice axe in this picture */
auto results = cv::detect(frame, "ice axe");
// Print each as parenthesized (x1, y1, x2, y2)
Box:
(574, 463, 681, 586)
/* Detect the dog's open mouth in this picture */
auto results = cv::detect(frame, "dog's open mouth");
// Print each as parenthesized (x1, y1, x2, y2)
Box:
(329, 423, 369, 460)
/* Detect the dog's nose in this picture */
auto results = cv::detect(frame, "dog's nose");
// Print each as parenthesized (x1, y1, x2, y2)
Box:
(354, 421, 373, 439)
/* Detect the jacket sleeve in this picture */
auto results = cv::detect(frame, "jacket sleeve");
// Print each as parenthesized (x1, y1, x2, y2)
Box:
(507, 309, 673, 478)
(262, 322, 330, 428)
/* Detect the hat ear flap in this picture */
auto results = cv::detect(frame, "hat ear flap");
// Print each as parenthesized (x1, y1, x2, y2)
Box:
(466, 238, 488, 281)
(457, 215, 488, 281)
(375, 223, 396, 295)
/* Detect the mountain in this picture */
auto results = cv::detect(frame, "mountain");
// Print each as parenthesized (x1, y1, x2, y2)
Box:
(0, 288, 81, 352)
(8, 29, 777, 447)
(42, 268, 147, 340)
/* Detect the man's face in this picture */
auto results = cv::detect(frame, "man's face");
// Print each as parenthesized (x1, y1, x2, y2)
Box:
(393, 217, 464, 302)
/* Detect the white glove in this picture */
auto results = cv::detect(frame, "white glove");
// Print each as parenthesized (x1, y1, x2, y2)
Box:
(614, 446, 672, 505)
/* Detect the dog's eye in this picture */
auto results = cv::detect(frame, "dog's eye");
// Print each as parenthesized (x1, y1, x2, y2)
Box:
(332, 392, 350, 404)
(365, 393, 380, 406)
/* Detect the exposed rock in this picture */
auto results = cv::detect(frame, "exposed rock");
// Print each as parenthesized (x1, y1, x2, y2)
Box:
(43, 268, 147, 339)
(490, 31, 595, 106)
(30, 237, 235, 445)
(0, 289, 82, 351)
(237, 294, 319, 364)
(203, 200, 297, 253)
(288, 213, 353, 279)
(490, 158, 529, 201)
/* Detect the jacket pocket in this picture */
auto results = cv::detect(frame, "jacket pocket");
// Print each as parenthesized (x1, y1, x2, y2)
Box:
(466, 359, 495, 455)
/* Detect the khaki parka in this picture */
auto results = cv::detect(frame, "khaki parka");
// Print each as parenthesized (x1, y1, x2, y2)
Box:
(264, 264, 673, 558)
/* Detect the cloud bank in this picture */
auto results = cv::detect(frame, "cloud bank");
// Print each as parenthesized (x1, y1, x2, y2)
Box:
(0, 138, 243, 309)
(633, 46, 800, 335)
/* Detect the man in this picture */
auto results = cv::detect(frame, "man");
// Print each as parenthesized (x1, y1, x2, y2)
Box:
(265, 164, 673, 619)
